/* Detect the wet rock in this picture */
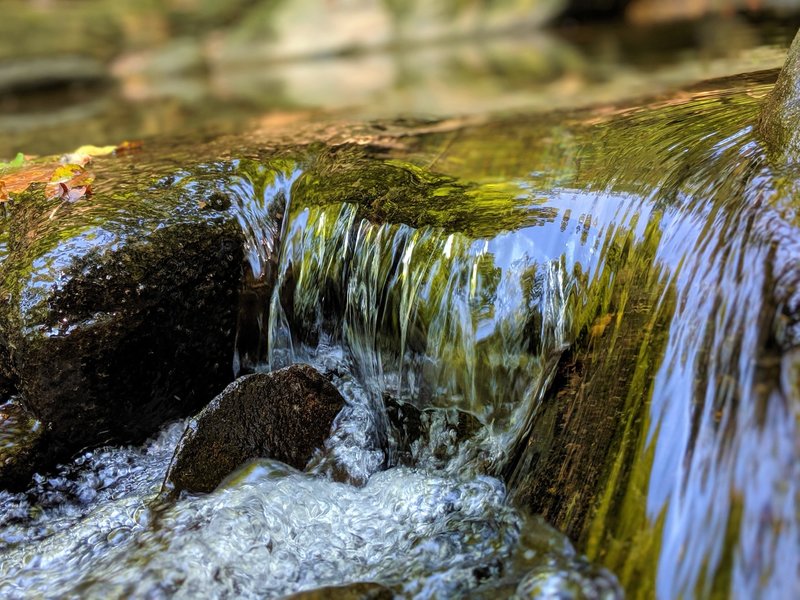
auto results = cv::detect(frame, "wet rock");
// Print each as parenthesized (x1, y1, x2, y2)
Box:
(384, 395, 423, 454)
(468, 553, 622, 600)
(0, 398, 46, 488)
(760, 30, 800, 162)
(281, 582, 394, 600)
(627, 0, 795, 23)
(0, 170, 244, 487)
(504, 274, 674, 549)
(514, 559, 623, 599)
(163, 364, 345, 496)
(383, 395, 483, 471)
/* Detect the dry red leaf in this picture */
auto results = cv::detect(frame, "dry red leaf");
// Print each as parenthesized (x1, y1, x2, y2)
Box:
(0, 140, 128, 202)
(45, 167, 95, 202)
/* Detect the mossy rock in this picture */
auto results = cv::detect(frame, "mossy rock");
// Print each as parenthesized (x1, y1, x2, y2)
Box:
(0, 160, 245, 488)
(760, 30, 800, 162)
(0, 398, 46, 488)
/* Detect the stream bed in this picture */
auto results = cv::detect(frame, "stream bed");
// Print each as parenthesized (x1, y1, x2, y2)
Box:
(0, 6, 799, 600)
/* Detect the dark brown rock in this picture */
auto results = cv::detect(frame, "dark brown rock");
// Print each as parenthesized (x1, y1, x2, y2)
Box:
(163, 364, 345, 496)
(389, 401, 480, 459)
(0, 163, 245, 488)
(0, 398, 47, 488)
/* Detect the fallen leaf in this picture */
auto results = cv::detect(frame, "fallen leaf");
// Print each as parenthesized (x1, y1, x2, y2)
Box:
(49, 164, 85, 183)
(0, 140, 136, 203)
(0, 163, 61, 201)
(0, 152, 26, 171)
(114, 140, 143, 154)
(45, 165, 95, 202)
(61, 184, 91, 203)
(60, 145, 117, 166)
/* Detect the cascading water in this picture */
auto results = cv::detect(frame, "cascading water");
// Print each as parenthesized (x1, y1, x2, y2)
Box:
(0, 66, 798, 599)
(474, 81, 799, 597)
(0, 154, 623, 598)
(641, 130, 800, 599)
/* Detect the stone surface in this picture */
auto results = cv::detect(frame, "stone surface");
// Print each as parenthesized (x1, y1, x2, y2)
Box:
(385, 395, 481, 468)
(163, 364, 345, 496)
(0, 160, 245, 487)
(760, 29, 800, 162)
(0, 398, 46, 489)
(628, 0, 798, 24)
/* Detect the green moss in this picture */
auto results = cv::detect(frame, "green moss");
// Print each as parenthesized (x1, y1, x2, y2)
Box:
(291, 148, 537, 239)
(760, 30, 800, 162)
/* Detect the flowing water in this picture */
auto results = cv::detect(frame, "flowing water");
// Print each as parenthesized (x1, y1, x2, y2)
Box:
(1, 67, 799, 598)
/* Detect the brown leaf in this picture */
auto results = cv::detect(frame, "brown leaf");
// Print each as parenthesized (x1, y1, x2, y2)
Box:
(0, 140, 135, 203)
(114, 140, 143, 155)
(45, 168, 94, 202)
(0, 163, 60, 202)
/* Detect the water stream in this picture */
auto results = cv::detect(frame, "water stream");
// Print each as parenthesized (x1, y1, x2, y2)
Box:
(0, 158, 623, 598)
(0, 70, 798, 598)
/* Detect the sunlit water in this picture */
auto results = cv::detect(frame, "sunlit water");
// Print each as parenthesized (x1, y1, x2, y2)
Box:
(1, 74, 799, 599)
(0, 161, 622, 597)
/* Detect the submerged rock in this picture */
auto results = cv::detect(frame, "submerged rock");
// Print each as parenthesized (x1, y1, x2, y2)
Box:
(0, 164, 244, 487)
(0, 398, 46, 488)
(163, 364, 345, 496)
(384, 395, 482, 468)
(514, 560, 623, 600)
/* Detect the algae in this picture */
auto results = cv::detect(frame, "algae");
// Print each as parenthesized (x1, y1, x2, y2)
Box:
(760, 29, 800, 162)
